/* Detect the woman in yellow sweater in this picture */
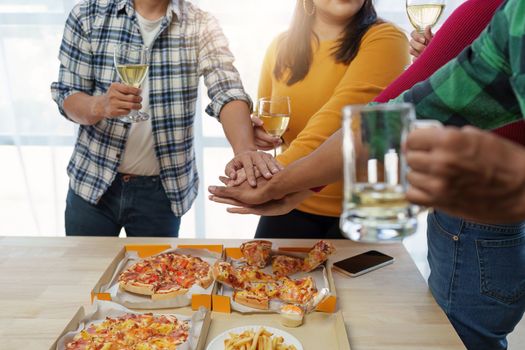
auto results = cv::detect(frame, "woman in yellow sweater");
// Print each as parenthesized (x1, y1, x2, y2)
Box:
(233, 0, 409, 238)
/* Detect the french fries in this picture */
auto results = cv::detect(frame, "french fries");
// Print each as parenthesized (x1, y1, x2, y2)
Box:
(223, 327, 297, 350)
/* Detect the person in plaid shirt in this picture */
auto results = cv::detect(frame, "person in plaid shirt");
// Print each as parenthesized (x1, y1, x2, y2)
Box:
(51, 0, 281, 237)
(209, 0, 525, 348)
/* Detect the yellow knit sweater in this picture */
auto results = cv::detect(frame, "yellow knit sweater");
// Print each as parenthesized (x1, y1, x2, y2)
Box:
(258, 22, 409, 217)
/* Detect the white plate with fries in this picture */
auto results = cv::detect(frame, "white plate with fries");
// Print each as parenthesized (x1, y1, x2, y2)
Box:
(206, 325, 303, 350)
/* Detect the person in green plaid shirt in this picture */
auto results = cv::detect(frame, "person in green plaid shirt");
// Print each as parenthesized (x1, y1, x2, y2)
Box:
(209, 0, 525, 348)
(51, 0, 282, 237)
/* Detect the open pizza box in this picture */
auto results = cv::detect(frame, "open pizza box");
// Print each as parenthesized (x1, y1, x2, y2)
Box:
(212, 245, 338, 314)
(91, 244, 223, 310)
(49, 301, 212, 350)
(204, 309, 351, 350)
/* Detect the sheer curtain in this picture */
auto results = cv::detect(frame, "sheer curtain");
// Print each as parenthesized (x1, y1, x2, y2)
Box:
(0, 0, 465, 237)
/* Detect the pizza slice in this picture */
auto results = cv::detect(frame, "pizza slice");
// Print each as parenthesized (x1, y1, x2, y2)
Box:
(118, 261, 159, 296)
(152, 282, 189, 301)
(240, 240, 272, 268)
(233, 282, 279, 310)
(233, 290, 269, 310)
(272, 255, 304, 277)
(212, 261, 246, 290)
(187, 256, 214, 289)
(303, 240, 336, 272)
(238, 265, 275, 283)
(276, 276, 317, 305)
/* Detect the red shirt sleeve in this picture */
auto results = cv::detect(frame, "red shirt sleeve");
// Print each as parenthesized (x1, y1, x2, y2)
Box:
(373, 0, 504, 103)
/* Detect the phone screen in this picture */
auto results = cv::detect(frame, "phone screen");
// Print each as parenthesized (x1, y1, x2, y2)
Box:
(333, 250, 393, 275)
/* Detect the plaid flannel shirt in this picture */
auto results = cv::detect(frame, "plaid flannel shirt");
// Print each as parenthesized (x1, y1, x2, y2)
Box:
(51, 0, 251, 216)
(393, 0, 525, 128)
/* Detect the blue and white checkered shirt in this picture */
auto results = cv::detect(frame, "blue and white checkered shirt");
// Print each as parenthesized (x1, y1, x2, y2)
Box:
(51, 0, 251, 216)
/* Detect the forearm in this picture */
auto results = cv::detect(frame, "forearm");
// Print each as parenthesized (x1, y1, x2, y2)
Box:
(269, 129, 343, 199)
(220, 100, 257, 154)
(63, 92, 105, 125)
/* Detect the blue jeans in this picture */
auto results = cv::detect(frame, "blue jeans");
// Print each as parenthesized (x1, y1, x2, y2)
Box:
(427, 210, 525, 350)
(65, 174, 181, 237)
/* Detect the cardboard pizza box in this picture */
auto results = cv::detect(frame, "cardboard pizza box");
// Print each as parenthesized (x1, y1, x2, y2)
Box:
(213, 245, 338, 314)
(91, 244, 223, 310)
(49, 302, 212, 350)
(204, 309, 351, 350)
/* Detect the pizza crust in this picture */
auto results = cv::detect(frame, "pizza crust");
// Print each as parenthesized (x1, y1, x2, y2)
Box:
(198, 268, 214, 289)
(119, 280, 155, 296)
(151, 287, 189, 300)
(233, 291, 269, 310)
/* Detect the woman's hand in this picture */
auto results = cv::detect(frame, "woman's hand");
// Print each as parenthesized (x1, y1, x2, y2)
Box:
(409, 26, 434, 59)
(252, 115, 282, 151)
(210, 189, 312, 216)
(224, 151, 283, 187)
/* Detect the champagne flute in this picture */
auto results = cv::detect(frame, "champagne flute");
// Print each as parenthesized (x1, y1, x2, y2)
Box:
(258, 96, 291, 157)
(406, 0, 445, 34)
(114, 43, 150, 123)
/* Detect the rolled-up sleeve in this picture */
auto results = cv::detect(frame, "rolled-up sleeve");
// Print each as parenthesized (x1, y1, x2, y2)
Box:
(197, 13, 252, 119)
(50, 5, 94, 119)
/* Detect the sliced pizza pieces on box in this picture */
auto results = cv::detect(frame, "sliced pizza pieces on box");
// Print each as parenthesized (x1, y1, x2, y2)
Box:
(50, 300, 211, 350)
(213, 242, 337, 314)
(91, 244, 222, 310)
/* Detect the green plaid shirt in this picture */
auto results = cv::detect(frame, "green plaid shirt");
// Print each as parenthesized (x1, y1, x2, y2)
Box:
(395, 0, 525, 128)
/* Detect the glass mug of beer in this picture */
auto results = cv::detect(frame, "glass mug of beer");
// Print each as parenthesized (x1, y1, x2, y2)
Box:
(340, 103, 440, 243)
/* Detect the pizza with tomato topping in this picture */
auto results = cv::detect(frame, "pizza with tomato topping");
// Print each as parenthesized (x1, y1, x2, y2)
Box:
(212, 261, 247, 290)
(118, 252, 213, 300)
(302, 240, 336, 272)
(240, 240, 272, 268)
(276, 276, 317, 305)
(65, 313, 189, 350)
(233, 282, 279, 310)
(238, 265, 275, 283)
(272, 255, 304, 277)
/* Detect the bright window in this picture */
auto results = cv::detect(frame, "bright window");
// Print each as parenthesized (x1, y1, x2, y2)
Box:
(0, 0, 465, 237)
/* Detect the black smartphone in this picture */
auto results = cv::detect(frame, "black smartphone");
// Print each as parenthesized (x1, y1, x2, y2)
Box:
(332, 250, 394, 277)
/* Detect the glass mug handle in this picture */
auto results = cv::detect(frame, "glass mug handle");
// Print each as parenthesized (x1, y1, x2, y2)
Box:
(410, 119, 443, 130)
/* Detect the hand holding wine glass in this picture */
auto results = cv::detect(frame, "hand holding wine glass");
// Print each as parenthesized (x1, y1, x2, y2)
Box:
(406, 0, 445, 34)
(257, 96, 291, 157)
(114, 43, 150, 123)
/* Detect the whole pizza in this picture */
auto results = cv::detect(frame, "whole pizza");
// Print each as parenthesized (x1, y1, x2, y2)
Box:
(118, 252, 213, 300)
(65, 313, 189, 350)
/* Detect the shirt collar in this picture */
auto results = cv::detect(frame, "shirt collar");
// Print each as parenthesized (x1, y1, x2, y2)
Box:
(116, 0, 181, 21)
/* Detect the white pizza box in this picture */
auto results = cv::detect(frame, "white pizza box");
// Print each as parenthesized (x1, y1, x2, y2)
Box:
(50, 300, 211, 350)
(91, 244, 223, 310)
(204, 309, 351, 350)
(212, 245, 337, 314)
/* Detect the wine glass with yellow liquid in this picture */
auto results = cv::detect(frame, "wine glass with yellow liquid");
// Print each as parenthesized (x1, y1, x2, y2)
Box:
(114, 43, 150, 123)
(406, 0, 445, 34)
(258, 96, 291, 157)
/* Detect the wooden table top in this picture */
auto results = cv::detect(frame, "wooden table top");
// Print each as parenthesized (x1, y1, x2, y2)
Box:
(0, 236, 465, 349)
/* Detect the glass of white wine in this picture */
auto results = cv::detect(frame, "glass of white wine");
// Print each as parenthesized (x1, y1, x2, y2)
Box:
(258, 96, 291, 157)
(114, 43, 150, 123)
(406, 0, 445, 34)
(341, 103, 440, 243)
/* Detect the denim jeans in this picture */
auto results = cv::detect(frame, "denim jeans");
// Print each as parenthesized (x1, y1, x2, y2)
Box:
(65, 174, 181, 237)
(427, 210, 525, 350)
